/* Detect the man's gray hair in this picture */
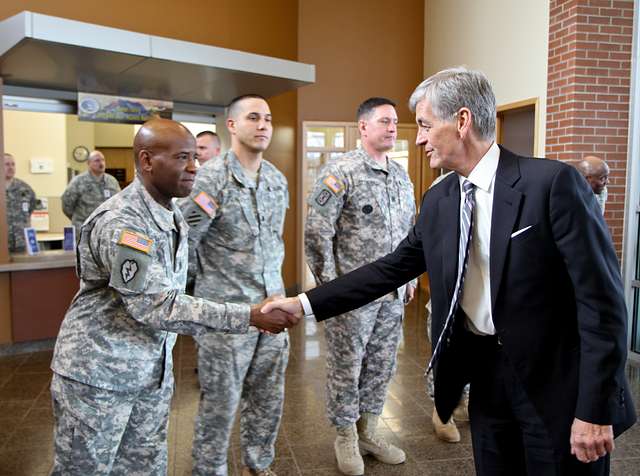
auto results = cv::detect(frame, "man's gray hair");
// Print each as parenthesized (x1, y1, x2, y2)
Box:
(409, 66, 496, 141)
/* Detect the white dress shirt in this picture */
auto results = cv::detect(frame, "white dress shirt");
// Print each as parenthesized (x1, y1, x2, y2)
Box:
(459, 142, 500, 335)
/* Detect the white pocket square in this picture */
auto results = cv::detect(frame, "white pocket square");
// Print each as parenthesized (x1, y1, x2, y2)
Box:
(511, 225, 533, 238)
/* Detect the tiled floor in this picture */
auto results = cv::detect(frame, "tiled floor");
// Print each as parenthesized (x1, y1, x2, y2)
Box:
(1, 293, 640, 475)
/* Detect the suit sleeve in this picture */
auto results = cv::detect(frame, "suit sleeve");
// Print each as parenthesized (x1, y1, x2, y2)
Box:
(304, 163, 347, 284)
(549, 165, 628, 424)
(307, 205, 427, 321)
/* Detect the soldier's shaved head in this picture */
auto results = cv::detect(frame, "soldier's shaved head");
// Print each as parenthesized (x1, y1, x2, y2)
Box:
(134, 119, 193, 170)
(134, 118, 197, 208)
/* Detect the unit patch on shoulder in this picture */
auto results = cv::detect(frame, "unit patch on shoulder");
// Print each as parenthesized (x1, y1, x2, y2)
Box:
(121, 259, 139, 283)
(323, 175, 344, 194)
(193, 191, 218, 218)
(315, 189, 332, 207)
(118, 230, 153, 254)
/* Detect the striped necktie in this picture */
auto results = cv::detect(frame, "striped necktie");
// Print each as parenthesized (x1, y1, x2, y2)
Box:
(427, 179, 476, 373)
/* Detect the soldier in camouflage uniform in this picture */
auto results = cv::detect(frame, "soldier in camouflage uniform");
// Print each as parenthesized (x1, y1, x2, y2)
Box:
(62, 150, 121, 235)
(180, 95, 288, 476)
(3, 153, 37, 253)
(49, 119, 297, 476)
(305, 98, 416, 475)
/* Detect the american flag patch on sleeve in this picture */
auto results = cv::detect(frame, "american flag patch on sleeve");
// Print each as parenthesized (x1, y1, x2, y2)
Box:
(323, 175, 344, 194)
(193, 191, 218, 218)
(118, 230, 153, 254)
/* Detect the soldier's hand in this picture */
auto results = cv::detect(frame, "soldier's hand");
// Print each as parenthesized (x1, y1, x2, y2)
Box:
(249, 296, 300, 333)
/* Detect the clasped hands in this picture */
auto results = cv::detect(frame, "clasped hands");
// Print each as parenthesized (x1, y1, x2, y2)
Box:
(249, 295, 304, 334)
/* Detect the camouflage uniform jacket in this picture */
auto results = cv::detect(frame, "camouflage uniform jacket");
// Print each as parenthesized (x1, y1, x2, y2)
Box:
(305, 148, 416, 298)
(51, 178, 250, 392)
(62, 171, 121, 230)
(180, 151, 288, 303)
(5, 178, 36, 252)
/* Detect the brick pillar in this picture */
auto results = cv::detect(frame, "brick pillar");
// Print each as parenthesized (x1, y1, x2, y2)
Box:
(546, 0, 633, 256)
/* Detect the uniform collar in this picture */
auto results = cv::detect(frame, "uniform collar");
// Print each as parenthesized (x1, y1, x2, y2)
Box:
(227, 150, 259, 189)
(356, 148, 389, 174)
(133, 178, 177, 232)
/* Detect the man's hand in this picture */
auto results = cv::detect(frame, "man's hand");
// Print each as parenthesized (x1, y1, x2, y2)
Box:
(261, 296, 304, 319)
(249, 296, 300, 333)
(570, 418, 614, 463)
(405, 284, 416, 304)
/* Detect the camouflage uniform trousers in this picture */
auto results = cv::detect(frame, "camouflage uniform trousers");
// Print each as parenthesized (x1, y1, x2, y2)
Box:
(49, 373, 172, 476)
(192, 329, 289, 476)
(324, 299, 404, 428)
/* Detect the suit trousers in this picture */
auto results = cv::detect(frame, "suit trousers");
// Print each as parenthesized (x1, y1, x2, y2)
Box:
(466, 331, 610, 476)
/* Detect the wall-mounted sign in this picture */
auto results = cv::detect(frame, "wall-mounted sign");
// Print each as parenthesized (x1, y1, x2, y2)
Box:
(78, 93, 173, 124)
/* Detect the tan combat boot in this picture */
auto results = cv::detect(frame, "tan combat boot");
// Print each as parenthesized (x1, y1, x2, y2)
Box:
(335, 424, 365, 475)
(452, 395, 469, 422)
(241, 466, 277, 476)
(432, 408, 460, 442)
(356, 413, 406, 465)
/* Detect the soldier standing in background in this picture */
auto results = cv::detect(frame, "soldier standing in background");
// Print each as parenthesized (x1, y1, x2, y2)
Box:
(196, 130, 222, 166)
(62, 149, 121, 234)
(181, 94, 289, 476)
(49, 119, 297, 475)
(3, 152, 37, 253)
(305, 97, 416, 475)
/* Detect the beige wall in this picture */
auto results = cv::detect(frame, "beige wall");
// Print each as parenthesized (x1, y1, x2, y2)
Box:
(425, 0, 549, 155)
(94, 122, 136, 148)
(66, 115, 95, 174)
(3, 110, 68, 196)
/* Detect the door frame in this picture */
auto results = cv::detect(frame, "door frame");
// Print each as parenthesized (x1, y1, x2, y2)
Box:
(496, 97, 540, 157)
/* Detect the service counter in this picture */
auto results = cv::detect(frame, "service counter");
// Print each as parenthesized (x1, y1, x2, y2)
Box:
(0, 250, 79, 344)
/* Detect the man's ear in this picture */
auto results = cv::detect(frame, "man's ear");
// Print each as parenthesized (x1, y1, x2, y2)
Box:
(226, 117, 235, 135)
(358, 119, 367, 137)
(138, 150, 153, 173)
(457, 107, 473, 140)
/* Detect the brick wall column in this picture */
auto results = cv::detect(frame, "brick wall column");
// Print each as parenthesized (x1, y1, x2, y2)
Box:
(546, 0, 633, 255)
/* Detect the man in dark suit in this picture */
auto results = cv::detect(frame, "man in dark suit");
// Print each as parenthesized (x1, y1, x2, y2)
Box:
(264, 67, 635, 475)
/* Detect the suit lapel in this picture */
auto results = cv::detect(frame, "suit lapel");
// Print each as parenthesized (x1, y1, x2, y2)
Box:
(439, 177, 460, 300)
(490, 147, 523, 311)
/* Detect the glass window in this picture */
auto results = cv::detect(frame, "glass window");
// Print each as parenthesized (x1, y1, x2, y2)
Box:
(306, 127, 346, 150)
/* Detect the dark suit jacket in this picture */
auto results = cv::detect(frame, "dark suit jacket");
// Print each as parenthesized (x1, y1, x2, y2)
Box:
(307, 146, 636, 453)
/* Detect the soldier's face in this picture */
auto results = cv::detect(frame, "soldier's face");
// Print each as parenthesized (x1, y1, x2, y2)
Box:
(227, 98, 273, 153)
(4, 155, 15, 181)
(196, 135, 221, 166)
(149, 131, 198, 199)
(360, 104, 398, 153)
(88, 154, 106, 175)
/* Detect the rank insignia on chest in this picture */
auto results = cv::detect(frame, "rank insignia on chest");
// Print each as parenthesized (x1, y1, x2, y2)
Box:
(323, 175, 344, 194)
(193, 191, 218, 218)
(118, 230, 153, 254)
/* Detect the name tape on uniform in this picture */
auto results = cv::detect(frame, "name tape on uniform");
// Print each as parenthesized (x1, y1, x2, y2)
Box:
(118, 230, 153, 254)
(193, 191, 218, 218)
(323, 175, 344, 195)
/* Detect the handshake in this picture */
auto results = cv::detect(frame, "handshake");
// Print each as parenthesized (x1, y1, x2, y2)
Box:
(249, 295, 305, 333)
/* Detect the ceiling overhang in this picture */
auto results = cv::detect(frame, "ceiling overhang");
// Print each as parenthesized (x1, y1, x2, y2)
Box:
(0, 11, 315, 110)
